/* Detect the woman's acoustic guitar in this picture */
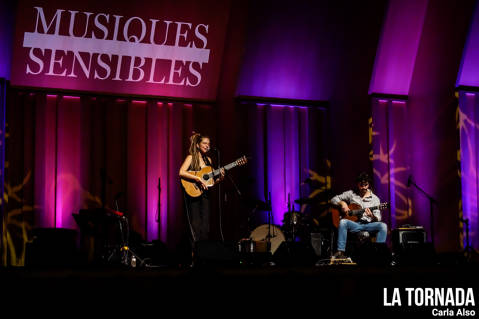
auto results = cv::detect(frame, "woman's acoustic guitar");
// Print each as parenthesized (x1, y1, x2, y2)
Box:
(181, 155, 248, 197)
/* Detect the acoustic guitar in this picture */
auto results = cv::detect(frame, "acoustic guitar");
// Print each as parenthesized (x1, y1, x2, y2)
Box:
(331, 202, 389, 228)
(181, 155, 248, 197)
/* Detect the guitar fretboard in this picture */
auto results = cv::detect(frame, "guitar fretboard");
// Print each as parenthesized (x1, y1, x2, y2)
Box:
(213, 162, 237, 174)
(349, 203, 388, 216)
(209, 158, 243, 177)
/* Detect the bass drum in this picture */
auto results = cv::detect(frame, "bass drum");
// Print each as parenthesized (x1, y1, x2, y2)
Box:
(250, 224, 285, 254)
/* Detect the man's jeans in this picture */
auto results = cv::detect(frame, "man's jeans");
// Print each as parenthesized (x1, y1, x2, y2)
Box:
(337, 219, 387, 251)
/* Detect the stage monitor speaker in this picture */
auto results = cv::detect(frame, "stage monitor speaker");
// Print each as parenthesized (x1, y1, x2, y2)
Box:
(194, 240, 239, 266)
(310, 233, 322, 256)
(310, 231, 333, 259)
(392, 227, 436, 265)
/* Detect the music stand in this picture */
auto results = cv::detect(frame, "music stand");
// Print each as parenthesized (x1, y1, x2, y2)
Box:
(74, 208, 146, 267)
(73, 208, 121, 265)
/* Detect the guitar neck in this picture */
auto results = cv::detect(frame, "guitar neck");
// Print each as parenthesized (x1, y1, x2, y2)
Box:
(212, 161, 238, 175)
(350, 204, 386, 216)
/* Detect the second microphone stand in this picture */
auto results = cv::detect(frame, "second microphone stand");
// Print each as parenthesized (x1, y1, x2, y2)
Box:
(265, 192, 276, 266)
(459, 217, 479, 262)
(409, 177, 438, 247)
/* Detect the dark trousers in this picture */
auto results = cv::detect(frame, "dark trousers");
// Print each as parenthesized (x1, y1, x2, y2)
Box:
(186, 192, 210, 242)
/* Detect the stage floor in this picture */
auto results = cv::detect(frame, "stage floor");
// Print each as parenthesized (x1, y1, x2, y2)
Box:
(1, 259, 478, 317)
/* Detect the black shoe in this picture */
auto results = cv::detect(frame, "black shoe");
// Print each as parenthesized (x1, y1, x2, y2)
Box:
(333, 251, 347, 259)
(315, 259, 327, 266)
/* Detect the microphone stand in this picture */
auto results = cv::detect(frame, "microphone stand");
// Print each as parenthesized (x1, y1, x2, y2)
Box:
(100, 168, 111, 209)
(119, 214, 145, 268)
(227, 174, 242, 197)
(215, 148, 225, 242)
(459, 217, 478, 261)
(286, 193, 294, 242)
(409, 178, 438, 247)
(157, 177, 161, 223)
(265, 192, 276, 266)
(110, 192, 145, 268)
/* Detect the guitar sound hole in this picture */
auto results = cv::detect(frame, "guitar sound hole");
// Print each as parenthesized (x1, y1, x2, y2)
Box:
(203, 174, 210, 181)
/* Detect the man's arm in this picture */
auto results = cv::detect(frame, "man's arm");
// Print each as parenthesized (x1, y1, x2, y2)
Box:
(331, 191, 353, 212)
(372, 209, 381, 221)
(370, 194, 382, 221)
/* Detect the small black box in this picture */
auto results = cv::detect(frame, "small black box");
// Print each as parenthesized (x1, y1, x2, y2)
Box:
(392, 227, 426, 252)
(392, 227, 436, 265)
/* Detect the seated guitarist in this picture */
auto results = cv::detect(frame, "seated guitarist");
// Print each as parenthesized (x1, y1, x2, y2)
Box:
(330, 172, 387, 259)
(179, 132, 224, 245)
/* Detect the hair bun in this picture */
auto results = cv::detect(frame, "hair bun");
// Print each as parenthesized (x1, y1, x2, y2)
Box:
(190, 131, 202, 143)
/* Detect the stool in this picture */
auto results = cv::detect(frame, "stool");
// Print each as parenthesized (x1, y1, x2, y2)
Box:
(345, 230, 377, 258)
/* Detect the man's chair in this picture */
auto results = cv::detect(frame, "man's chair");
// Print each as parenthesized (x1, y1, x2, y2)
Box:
(345, 230, 376, 257)
(346, 231, 391, 266)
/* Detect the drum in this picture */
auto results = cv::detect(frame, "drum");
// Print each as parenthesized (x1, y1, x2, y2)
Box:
(250, 224, 285, 254)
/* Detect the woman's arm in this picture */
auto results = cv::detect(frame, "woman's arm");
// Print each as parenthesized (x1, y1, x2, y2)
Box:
(214, 168, 225, 185)
(209, 157, 225, 185)
(179, 155, 207, 190)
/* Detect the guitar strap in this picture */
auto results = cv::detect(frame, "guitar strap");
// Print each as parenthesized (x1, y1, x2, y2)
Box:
(202, 154, 211, 167)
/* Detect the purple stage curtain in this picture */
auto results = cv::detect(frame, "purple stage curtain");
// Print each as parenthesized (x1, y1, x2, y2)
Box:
(370, 97, 412, 232)
(242, 101, 329, 228)
(457, 90, 479, 250)
(4, 88, 214, 265)
(0, 79, 5, 265)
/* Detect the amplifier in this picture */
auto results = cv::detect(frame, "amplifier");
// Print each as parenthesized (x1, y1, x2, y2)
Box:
(392, 226, 426, 251)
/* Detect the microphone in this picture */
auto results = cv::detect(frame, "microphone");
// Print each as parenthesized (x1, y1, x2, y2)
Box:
(407, 175, 412, 187)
